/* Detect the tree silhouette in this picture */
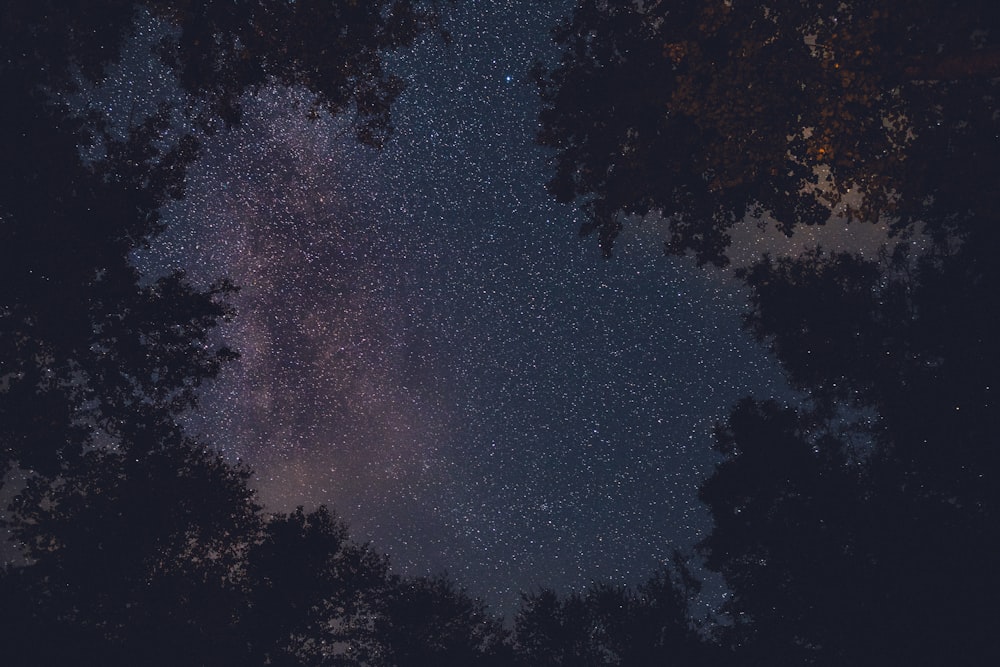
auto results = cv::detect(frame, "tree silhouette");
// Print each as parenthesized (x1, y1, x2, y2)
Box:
(698, 399, 873, 666)
(693, 158, 999, 664)
(513, 563, 716, 667)
(538, 3, 1000, 664)
(376, 575, 512, 667)
(236, 506, 394, 666)
(2, 0, 450, 477)
(0, 86, 237, 561)
(1, 0, 448, 521)
(703, 216, 1000, 662)
(2, 443, 260, 666)
(701, 392, 999, 664)
(1, 38, 251, 657)
(534, 0, 1000, 263)
(240, 510, 515, 667)
(149, 0, 442, 146)
(2, 2, 460, 665)
(3, 0, 445, 144)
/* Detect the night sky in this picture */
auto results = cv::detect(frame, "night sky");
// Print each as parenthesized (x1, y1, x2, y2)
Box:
(104, 1, 834, 616)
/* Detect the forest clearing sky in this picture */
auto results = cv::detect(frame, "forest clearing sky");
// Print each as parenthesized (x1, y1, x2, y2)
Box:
(107, 0, 882, 616)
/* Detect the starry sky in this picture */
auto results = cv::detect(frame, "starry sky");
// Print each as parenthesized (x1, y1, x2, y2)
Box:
(115, 0, 820, 617)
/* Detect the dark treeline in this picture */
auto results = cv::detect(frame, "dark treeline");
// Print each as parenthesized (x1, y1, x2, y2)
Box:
(2, 1, 998, 665)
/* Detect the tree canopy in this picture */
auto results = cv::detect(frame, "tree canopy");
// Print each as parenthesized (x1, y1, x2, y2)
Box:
(1, 2, 509, 665)
(535, 0, 1000, 263)
(1, 0, 447, 476)
(513, 560, 717, 667)
(4, 0, 1000, 664)
(538, 1, 1000, 664)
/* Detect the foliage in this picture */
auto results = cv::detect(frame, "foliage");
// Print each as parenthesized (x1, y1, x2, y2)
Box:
(539, 2, 1000, 664)
(535, 0, 1000, 263)
(377, 575, 512, 667)
(5, 0, 999, 664)
(3, 445, 260, 665)
(513, 562, 716, 667)
(1, 2, 503, 666)
(3, 0, 445, 145)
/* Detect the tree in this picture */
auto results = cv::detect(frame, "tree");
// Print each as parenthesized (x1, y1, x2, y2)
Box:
(2, 0, 445, 143)
(376, 575, 511, 667)
(700, 394, 1000, 665)
(239, 506, 393, 666)
(696, 171, 999, 664)
(534, 0, 1000, 263)
(537, 3, 1000, 663)
(1, 0, 449, 521)
(2, 2, 454, 664)
(2, 0, 451, 471)
(698, 399, 875, 666)
(513, 563, 716, 667)
(2, 444, 261, 666)
(149, 0, 444, 146)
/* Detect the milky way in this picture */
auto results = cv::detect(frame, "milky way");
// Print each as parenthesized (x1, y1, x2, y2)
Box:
(134, 1, 798, 616)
